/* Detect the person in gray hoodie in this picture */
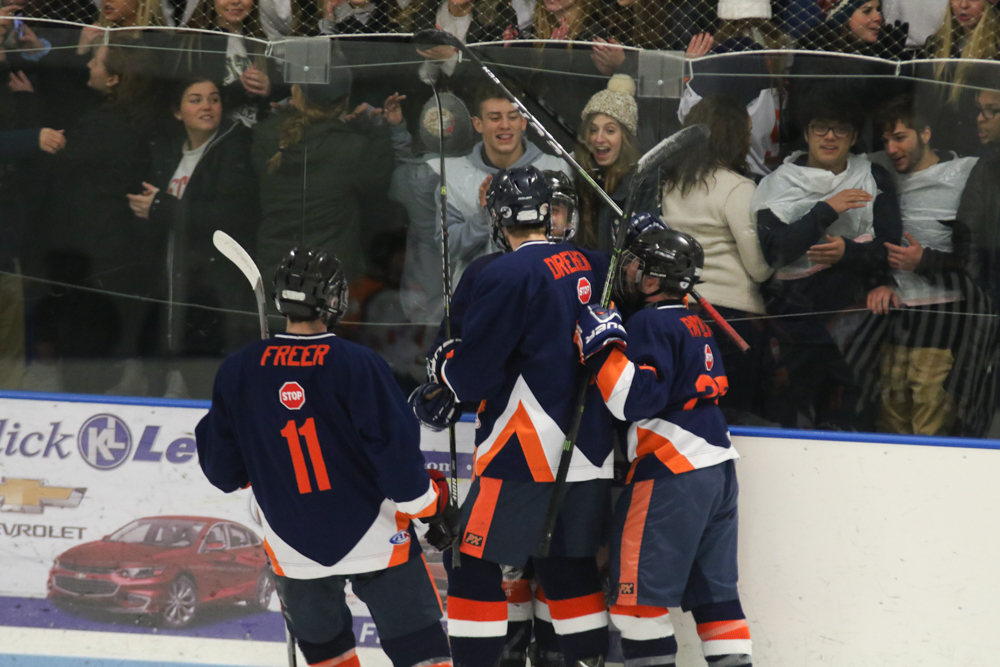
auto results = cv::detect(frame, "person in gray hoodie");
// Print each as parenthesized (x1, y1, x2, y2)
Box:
(436, 81, 569, 283)
(386, 92, 475, 324)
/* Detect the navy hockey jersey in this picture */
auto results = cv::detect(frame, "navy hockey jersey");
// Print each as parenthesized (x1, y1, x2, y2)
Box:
(590, 302, 738, 483)
(196, 332, 439, 578)
(433, 247, 610, 350)
(440, 240, 614, 482)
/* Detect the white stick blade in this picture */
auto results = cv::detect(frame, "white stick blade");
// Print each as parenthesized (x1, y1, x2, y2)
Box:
(213, 230, 262, 289)
(636, 124, 711, 175)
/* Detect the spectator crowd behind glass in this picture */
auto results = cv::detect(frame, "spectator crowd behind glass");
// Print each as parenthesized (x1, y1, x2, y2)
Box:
(0, 1, 998, 439)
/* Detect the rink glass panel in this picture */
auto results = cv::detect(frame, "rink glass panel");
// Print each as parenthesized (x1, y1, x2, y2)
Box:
(2, 25, 999, 439)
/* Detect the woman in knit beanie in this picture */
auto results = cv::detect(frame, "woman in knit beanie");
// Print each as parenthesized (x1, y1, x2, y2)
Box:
(572, 74, 657, 252)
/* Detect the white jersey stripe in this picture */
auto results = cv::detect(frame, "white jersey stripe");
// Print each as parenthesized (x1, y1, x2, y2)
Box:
(550, 610, 610, 635)
(395, 479, 438, 516)
(627, 418, 739, 470)
(260, 498, 406, 578)
(702, 638, 753, 656)
(447, 618, 508, 638)
(610, 612, 676, 641)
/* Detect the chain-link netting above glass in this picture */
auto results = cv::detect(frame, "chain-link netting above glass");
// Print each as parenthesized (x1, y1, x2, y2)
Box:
(1, 0, 998, 56)
(2, 11, 1000, 441)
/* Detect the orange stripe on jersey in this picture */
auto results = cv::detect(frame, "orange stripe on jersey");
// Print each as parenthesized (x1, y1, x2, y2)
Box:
(698, 619, 751, 641)
(475, 403, 554, 482)
(595, 348, 630, 403)
(263, 539, 284, 577)
(387, 512, 411, 567)
(635, 428, 696, 474)
(547, 592, 606, 620)
(461, 477, 502, 558)
(310, 648, 360, 667)
(421, 553, 445, 615)
(299, 418, 331, 491)
(617, 479, 654, 606)
(503, 577, 533, 604)
(610, 604, 669, 619)
(447, 596, 508, 622)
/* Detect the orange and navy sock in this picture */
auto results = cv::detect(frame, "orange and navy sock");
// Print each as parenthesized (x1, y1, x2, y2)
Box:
(445, 549, 508, 667)
(609, 604, 677, 667)
(297, 629, 359, 667)
(692, 600, 752, 666)
(500, 571, 533, 665)
(534, 557, 609, 661)
(530, 583, 564, 666)
(380, 620, 452, 667)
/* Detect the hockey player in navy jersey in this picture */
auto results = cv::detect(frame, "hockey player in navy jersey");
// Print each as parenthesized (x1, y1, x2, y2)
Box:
(424, 168, 590, 667)
(196, 248, 452, 667)
(575, 227, 752, 667)
(410, 166, 613, 667)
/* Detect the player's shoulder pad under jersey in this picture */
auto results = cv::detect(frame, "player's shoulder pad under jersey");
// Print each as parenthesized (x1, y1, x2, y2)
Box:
(457, 251, 503, 289)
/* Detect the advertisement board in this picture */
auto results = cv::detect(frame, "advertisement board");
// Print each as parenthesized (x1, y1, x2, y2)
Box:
(0, 392, 475, 653)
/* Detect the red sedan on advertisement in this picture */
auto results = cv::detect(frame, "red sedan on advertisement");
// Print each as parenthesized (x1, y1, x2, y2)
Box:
(47, 516, 274, 628)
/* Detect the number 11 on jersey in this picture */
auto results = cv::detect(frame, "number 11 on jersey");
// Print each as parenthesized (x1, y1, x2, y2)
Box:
(280, 418, 331, 494)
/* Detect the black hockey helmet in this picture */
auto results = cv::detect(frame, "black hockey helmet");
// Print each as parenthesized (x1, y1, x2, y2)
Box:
(542, 170, 578, 243)
(485, 166, 552, 251)
(614, 229, 704, 306)
(273, 247, 349, 325)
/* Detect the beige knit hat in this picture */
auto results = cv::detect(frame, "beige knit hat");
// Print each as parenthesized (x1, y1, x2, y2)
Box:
(718, 0, 771, 20)
(581, 74, 638, 136)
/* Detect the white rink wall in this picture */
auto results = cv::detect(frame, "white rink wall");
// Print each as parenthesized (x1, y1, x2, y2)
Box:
(727, 433, 1000, 667)
(0, 393, 997, 667)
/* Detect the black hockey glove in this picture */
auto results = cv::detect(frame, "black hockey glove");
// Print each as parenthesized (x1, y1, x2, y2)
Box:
(427, 338, 461, 384)
(422, 502, 460, 551)
(420, 470, 461, 552)
(409, 382, 461, 431)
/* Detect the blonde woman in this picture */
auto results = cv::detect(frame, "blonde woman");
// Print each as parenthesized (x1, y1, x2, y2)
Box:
(920, 0, 1000, 156)
(529, 0, 598, 40)
(77, 0, 165, 54)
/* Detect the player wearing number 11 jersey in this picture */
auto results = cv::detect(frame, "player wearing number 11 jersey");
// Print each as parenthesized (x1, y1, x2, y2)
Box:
(196, 248, 452, 667)
(576, 227, 752, 667)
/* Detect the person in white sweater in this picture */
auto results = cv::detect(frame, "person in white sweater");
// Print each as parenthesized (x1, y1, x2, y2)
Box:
(660, 94, 772, 421)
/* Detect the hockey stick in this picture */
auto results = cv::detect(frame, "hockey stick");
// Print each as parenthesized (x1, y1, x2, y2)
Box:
(413, 30, 746, 350)
(212, 230, 296, 667)
(423, 79, 463, 568)
(212, 230, 269, 339)
(535, 128, 709, 557)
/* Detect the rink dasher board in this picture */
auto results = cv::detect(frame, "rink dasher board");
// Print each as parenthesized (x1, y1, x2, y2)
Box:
(1, 392, 1000, 666)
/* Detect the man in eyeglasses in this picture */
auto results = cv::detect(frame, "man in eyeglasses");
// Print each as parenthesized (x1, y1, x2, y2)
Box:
(749, 85, 902, 431)
(958, 84, 1000, 317)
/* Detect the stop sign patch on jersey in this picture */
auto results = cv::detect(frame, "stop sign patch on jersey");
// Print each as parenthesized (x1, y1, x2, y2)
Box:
(577, 277, 592, 304)
(704, 345, 714, 371)
(279, 382, 306, 410)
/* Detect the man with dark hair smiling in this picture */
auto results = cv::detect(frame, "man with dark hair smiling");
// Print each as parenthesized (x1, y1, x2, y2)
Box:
(863, 94, 991, 436)
(434, 82, 568, 283)
(751, 85, 902, 430)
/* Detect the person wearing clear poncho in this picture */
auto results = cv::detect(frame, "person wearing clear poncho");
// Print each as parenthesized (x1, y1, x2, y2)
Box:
(752, 86, 901, 431)
(851, 95, 998, 437)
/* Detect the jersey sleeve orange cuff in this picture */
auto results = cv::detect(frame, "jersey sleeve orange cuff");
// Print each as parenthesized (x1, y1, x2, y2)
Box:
(396, 479, 440, 519)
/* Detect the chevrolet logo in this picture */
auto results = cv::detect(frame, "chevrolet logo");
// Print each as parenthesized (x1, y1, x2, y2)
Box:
(0, 478, 86, 514)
